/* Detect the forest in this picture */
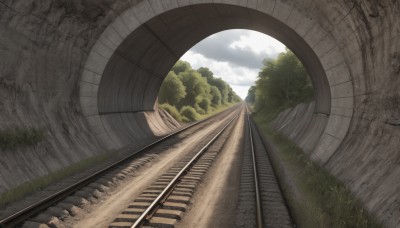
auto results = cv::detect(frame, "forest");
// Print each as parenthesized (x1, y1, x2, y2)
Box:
(158, 60, 241, 122)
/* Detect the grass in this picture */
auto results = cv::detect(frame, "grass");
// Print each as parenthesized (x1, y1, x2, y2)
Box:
(0, 153, 112, 208)
(0, 128, 44, 150)
(198, 102, 237, 120)
(253, 114, 382, 228)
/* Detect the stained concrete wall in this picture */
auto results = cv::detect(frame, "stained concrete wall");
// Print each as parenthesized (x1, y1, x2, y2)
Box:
(0, 0, 180, 193)
(270, 102, 328, 154)
(0, 0, 399, 226)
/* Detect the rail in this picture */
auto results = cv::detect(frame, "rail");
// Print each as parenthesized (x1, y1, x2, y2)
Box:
(131, 110, 239, 227)
(0, 104, 241, 228)
(246, 107, 264, 228)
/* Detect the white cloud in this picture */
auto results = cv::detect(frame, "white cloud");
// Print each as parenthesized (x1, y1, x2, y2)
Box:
(180, 29, 286, 99)
(230, 31, 286, 56)
(230, 85, 253, 100)
(181, 51, 258, 86)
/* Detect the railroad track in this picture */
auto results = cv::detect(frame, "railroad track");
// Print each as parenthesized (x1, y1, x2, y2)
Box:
(108, 107, 240, 228)
(0, 104, 241, 228)
(1, 104, 294, 228)
(107, 106, 294, 228)
(235, 107, 294, 227)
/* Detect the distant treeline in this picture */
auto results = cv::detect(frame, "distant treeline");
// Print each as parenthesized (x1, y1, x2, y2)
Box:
(246, 49, 314, 119)
(159, 60, 241, 122)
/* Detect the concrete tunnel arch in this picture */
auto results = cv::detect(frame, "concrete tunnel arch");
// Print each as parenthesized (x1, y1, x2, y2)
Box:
(79, 0, 354, 165)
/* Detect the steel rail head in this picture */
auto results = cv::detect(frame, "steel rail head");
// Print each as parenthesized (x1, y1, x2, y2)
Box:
(246, 105, 264, 228)
(131, 109, 240, 228)
(248, 108, 296, 228)
(0, 104, 241, 227)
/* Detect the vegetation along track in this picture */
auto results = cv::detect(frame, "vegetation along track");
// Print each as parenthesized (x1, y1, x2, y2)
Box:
(235, 108, 294, 227)
(0, 105, 241, 228)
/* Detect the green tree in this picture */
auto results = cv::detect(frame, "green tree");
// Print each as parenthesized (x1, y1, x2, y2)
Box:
(250, 49, 314, 112)
(211, 78, 229, 104)
(172, 60, 191, 75)
(178, 70, 211, 108)
(159, 60, 242, 122)
(210, 86, 222, 106)
(158, 71, 186, 106)
(227, 86, 235, 103)
(245, 86, 256, 103)
(197, 67, 214, 82)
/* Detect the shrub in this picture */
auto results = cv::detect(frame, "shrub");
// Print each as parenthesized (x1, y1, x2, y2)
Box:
(197, 97, 211, 113)
(180, 106, 200, 122)
(0, 128, 44, 150)
(193, 103, 206, 115)
(159, 103, 182, 122)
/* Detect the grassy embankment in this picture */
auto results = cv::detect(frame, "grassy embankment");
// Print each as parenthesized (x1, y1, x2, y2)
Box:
(252, 112, 381, 228)
(160, 102, 237, 123)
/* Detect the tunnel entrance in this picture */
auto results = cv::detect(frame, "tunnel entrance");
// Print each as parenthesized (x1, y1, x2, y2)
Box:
(80, 1, 354, 164)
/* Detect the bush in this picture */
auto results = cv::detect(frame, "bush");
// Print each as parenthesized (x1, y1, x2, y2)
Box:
(180, 106, 200, 122)
(0, 128, 44, 150)
(197, 97, 211, 113)
(193, 104, 206, 115)
(159, 103, 182, 122)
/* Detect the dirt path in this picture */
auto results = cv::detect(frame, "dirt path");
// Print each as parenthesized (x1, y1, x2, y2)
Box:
(63, 114, 231, 228)
(176, 109, 245, 228)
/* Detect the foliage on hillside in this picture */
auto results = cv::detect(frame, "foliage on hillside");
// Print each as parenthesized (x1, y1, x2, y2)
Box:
(246, 49, 314, 118)
(159, 60, 241, 122)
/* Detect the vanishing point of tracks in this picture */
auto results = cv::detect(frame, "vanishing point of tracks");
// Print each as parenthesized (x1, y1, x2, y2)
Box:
(0, 104, 294, 228)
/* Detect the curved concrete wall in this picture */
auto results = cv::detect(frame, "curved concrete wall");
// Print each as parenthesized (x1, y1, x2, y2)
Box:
(81, 1, 349, 157)
(0, 0, 399, 226)
(270, 102, 325, 154)
(0, 0, 181, 194)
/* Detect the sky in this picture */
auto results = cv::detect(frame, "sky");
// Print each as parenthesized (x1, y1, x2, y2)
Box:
(181, 29, 286, 99)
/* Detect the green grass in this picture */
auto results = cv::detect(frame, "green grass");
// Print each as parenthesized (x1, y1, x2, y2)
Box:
(198, 102, 237, 120)
(0, 153, 112, 207)
(0, 128, 44, 150)
(253, 114, 381, 228)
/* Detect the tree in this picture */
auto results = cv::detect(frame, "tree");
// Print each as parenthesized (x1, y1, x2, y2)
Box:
(172, 60, 191, 75)
(245, 86, 256, 103)
(210, 86, 222, 106)
(159, 60, 242, 121)
(251, 49, 314, 112)
(197, 67, 214, 82)
(211, 78, 229, 104)
(158, 71, 186, 106)
(178, 70, 211, 108)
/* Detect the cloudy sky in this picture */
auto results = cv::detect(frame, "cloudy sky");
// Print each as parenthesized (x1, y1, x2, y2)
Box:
(181, 29, 286, 99)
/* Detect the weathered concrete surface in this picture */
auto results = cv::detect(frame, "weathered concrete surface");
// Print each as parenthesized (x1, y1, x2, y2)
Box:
(0, 0, 399, 226)
(270, 102, 328, 154)
(0, 0, 180, 194)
